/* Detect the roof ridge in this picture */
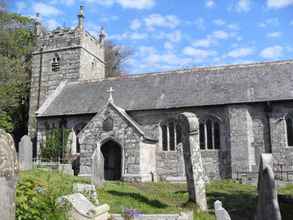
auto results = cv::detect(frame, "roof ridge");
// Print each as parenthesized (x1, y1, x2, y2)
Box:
(69, 59, 293, 85)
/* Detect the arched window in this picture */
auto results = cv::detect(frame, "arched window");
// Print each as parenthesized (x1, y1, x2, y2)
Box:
(161, 119, 182, 151)
(52, 53, 60, 72)
(199, 117, 221, 150)
(286, 115, 293, 146)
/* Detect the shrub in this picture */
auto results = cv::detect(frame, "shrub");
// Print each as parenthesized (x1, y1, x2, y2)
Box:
(16, 169, 85, 220)
(40, 128, 70, 161)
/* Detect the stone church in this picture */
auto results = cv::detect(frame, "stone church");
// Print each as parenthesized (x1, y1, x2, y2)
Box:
(29, 7, 293, 182)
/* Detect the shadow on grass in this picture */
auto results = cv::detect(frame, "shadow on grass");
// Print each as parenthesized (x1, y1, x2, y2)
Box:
(107, 190, 168, 208)
(174, 190, 187, 195)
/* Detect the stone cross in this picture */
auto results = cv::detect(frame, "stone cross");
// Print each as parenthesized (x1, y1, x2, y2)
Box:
(178, 113, 208, 211)
(0, 129, 19, 220)
(91, 143, 104, 187)
(214, 200, 231, 220)
(106, 87, 114, 103)
(255, 153, 281, 220)
(19, 135, 33, 171)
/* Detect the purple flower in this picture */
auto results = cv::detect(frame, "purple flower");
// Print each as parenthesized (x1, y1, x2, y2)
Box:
(123, 208, 142, 218)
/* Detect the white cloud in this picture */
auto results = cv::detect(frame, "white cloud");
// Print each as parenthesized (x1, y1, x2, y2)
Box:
(144, 14, 180, 30)
(46, 19, 61, 30)
(130, 19, 142, 30)
(182, 47, 217, 60)
(212, 30, 230, 39)
(206, 0, 215, 8)
(129, 46, 193, 73)
(232, 0, 251, 12)
(226, 47, 254, 58)
(164, 41, 174, 50)
(267, 0, 293, 9)
(33, 2, 62, 17)
(213, 19, 226, 26)
(259, 18, 279, 28)
(260, 45, 284, 59)
(50, 0, 75, 6)
(110, 32, 148, 40)
(192, 38, 213, 48)
(156, 30, 182, 43)
(267, 32, 282, 38)
(16, 1, 26, 13)
(227, 24, 240, 30)
(87, 0, 155, 9)
(117, 0, 155, 9)
(191, 30, 234, 49)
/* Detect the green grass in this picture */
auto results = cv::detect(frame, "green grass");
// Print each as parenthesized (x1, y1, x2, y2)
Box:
(16, 170, 293, 220)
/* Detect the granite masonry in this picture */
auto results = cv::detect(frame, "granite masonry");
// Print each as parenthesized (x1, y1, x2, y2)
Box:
(29, 7, 293, 183)
(0, 129, 19, 220)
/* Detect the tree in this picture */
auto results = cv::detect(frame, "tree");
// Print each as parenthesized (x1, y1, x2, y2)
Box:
(104, 40, 132, 77)
(0, 8, 34, 144)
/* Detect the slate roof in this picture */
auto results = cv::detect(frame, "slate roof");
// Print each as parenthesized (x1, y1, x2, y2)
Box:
(38, 60, 293, 117)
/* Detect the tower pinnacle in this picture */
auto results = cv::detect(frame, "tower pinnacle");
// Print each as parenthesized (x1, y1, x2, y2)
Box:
(77, 5, 84, 31)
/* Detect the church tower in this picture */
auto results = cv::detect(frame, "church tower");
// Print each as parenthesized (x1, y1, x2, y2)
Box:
(28, 6, 106, 137)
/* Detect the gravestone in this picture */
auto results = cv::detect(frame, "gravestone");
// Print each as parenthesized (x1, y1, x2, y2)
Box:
(73, 183, 98, 204)
(0, 129, 19, 220)
(57, 193, 110, 220)
(214, 200, 231, 220)
(91, 143, 104, 187)
(255, 153, 281, 220)
(19, 135, 33, 170)
(178, 113, 207, 211)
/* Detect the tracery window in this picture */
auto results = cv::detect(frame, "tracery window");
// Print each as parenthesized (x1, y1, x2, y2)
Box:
(52, 53, 60, 72)
(199, 117, 221, 150)
(286, 115, 293, 146)
(161, 120, 182, 151)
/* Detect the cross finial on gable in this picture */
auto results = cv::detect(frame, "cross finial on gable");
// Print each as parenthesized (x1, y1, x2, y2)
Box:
(107, 87, 115, 103)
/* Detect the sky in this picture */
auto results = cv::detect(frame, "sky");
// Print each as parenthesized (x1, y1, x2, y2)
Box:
(9, 0, 293, 74)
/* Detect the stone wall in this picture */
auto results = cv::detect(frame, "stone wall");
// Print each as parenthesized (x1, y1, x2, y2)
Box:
(36, 101, 293, 181)
(129, 106, 231, 180)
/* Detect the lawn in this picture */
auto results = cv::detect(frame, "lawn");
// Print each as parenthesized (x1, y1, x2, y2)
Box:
(16, 169, 293, 220)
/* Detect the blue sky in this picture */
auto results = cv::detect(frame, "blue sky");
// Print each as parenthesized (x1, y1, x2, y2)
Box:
(10, 0, 293, 74)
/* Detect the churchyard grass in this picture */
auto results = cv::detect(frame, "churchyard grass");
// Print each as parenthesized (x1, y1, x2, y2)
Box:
(16, 169, 293, 220)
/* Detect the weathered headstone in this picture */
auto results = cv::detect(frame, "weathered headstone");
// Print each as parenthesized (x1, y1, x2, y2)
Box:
(0, 129, 19, 220)
(73, 183, 98, 204)
(91, 143, 104, 187)
(214, 200, 231, 220)
(19, 135, 33, 170)
(255, 153, 281, 220)
(178, 113, 207, 211)
(57, 193, 110, 220)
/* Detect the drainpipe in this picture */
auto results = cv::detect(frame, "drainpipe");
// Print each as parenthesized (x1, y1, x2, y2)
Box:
(37, 47, 43, 109)
(264, 101, 272, 153)
(35, 47, 43, 160)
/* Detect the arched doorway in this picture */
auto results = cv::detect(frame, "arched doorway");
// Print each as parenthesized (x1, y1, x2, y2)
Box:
(101, 140, 122, 180)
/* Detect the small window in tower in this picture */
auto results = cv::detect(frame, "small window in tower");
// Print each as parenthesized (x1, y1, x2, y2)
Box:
(52, 54, 60, 72)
